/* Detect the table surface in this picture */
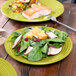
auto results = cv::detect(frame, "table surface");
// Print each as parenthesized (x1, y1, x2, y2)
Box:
(0, 0, 76, 76)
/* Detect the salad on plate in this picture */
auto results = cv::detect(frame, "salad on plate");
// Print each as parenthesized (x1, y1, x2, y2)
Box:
(10, 26, 68, 62)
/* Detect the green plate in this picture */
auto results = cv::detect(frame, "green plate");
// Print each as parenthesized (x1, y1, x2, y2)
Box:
(0, 58, 17, 76)
(1, 0, 64, 22)
(4, 26, 73, 65)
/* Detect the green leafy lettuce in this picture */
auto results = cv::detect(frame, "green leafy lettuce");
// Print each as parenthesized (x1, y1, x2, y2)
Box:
(10, 32, 21, 42)
(28, 47, 42, 62)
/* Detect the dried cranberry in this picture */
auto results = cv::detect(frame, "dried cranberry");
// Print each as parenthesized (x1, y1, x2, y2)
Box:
(17, 45, 21, 53)
(12, 10, 16, 12)
(33, 38, 37, 42)
(25, 38, 28, 41)
(37, 38, 41, 42)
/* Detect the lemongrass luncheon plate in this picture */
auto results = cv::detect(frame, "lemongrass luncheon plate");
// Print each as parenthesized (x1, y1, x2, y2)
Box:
(4, 26, 73, 65)
(1, 0, 64, 22)
(0, 58, 17, 76)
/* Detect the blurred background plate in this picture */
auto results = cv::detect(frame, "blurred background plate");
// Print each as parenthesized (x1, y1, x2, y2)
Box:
(1, 0, 64, 22)
(0, 58, 17, 76)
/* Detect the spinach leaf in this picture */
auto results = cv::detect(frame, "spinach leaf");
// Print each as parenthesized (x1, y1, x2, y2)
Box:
(39, 39, 47, 46)
(25, 28, 30, 33)
(14, 49, 19, 56)
(41, 25, 47, 32)
(10, 32, 21, 42)
(41, 43, 48, 54)
(21, 55, 28, 59)
(30, 41, 40, 47)
(18, 40, 30, 54)
(51, 30, 68, 41)
(42, 53, 46, 58)
(23, 28, 31, 39)
(28, 47, 42, 62)
(42, 53, 49, 58)
(59, 31, 68, 41)
(47, 38, 64, 42)
(30, 39, 47, 47)
(47, 31, 68, 46)
(10, 36, 17, 42)
(13, 32, 21, 37)
(23, 34, 26, 39)
(51, 42, 63, 47)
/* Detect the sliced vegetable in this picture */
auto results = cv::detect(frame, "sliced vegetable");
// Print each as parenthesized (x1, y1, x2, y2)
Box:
(46, 32, 57, 38)
(48, 46, 62, 55)
(24, 46, 33, 55)
(12, 35, 23, 49)
(33, 35, 38, 38)
(9, 0, 31, 13)
(51, 30, 60, 36)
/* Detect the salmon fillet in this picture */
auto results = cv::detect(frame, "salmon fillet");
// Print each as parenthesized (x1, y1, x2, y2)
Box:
(22, 4, 51, 19)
